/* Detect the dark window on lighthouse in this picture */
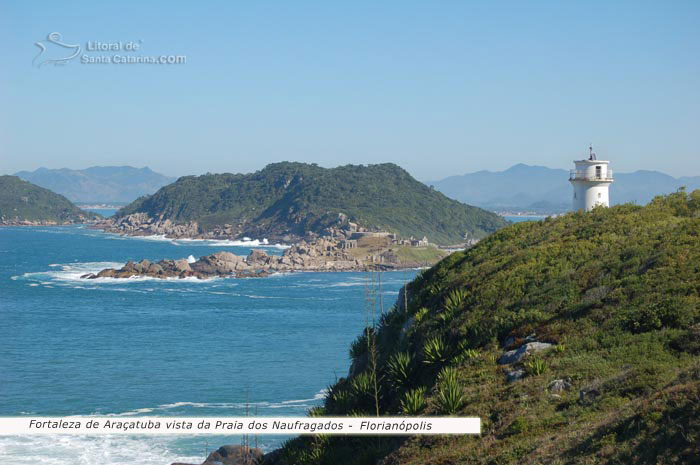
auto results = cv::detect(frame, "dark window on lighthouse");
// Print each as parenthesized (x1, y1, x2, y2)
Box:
(596, 166, 602, 179)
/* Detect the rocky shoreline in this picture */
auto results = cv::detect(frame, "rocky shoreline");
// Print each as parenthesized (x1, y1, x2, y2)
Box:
(171, 445, 265, 465)
(95, 213, 289, 241)
(1, 218, 99, 226)
(81, 240, 397, 280)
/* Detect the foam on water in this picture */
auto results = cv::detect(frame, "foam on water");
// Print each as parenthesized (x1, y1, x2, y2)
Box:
(108, 389, 327, 416)
(0, 434, 200, 465)
(12, 262, 223, 287)
(0, 389, 328, 464)
(106, 233, 290, 249)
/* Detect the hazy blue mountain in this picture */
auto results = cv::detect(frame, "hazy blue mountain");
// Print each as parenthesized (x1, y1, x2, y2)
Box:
(14, 166, 177, 204)
(429, 164, 700, 212)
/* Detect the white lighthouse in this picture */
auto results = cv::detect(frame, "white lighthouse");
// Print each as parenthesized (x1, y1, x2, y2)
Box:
(569, 146, 613, 211)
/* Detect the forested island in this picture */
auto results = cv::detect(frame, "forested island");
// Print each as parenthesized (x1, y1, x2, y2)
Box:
(99, 162, 507, 246)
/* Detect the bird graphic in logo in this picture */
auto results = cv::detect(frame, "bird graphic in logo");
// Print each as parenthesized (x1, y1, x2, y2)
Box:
(33, 32, 81, 67)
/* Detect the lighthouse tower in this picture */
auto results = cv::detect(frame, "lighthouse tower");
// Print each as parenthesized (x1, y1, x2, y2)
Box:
(569, 146, 613, 211)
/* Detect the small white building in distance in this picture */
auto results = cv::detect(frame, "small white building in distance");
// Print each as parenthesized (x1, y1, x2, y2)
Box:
(569, 146, 613, 211)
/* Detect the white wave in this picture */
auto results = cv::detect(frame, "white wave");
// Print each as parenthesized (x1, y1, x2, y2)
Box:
(12, 262, 125, 284)
(174, 237, 289, 249)
(0, 434, 200, 465)
(106, 232, 289, 249)
(324, 281, 366, 287)
(187, 255, 196, 263)
(12, 262, 223, 286)
(110, 389, 328, 417)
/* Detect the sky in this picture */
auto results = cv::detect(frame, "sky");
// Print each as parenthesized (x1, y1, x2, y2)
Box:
(0, 1, 698, 181)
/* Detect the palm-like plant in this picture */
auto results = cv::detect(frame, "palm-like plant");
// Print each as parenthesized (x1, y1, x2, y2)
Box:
(444, 288, 467, 312)
(400, 387, 427, 415)
(437, 366, 459, 386)
(386, 351, 413, 389)
(525, 358, 547, 376)
(423, 336, 450, 365)
(351, 371, 375, 397)
(436, 374, 466, 415)
(414, 307, 429, 323)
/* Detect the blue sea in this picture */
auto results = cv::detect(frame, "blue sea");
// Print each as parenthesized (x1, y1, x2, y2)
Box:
(503, 215, 548, 223)
(0, 225, 416, 464)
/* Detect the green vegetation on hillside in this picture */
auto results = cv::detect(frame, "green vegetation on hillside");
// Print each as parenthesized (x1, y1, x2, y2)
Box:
(116, 163, 507, 244)
(274, 189, 700, 465)
(0, 176, 99, 223)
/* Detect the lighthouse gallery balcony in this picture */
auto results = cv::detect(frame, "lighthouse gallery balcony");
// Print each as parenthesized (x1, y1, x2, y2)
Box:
(569, 169, 613, 182)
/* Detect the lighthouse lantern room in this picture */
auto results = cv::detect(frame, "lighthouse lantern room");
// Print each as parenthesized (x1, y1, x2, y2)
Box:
(569, 146, 613, 211)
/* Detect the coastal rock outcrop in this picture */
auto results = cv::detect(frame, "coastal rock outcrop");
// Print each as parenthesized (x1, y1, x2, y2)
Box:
(81, 240, 371, 280)
(97, 213, 200, 238)
(171, 445, 263, 465)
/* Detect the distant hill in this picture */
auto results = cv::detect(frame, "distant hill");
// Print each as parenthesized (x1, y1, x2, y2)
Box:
(14, 166, 176, 204)
(429, 163, 700, 213)
(115, 162, 508, 244)
(0, 176, 99, 224)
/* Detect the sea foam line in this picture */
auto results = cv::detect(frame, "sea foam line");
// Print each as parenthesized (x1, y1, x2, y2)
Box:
(105, 232, 290, 249)
(108, 389, 328, 417)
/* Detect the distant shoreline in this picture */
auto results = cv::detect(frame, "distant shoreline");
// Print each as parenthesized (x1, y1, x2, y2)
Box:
(77, 204, 124, 210)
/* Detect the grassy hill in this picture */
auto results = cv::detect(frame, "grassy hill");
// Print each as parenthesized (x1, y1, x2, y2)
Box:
(0, 176, 99, 223)
(116, 162, 507, 244)
(272, 189, 700, 465)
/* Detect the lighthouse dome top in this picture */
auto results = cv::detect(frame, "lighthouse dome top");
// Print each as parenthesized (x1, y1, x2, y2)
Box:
(575, 145, 609, 164)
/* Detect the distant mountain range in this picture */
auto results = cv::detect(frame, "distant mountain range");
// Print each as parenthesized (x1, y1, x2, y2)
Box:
(14, 166, 176, 204)
(429, 164, 700, 213)
(0, 176, 99, 224)
(113, 162, 508, 244)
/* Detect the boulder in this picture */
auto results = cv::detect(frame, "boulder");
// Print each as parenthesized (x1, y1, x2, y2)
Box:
(95, 269, 118, 278)
(190, 257, 220, 274)
(498, 342, 554, 365)
(506, 369, 525, 383)
(203, 445, 263, 465)
(579, 387, 601, 405)
(133, 259, 151, 273)
(147, 263, 163, 274)
(549, 378, 572, 393)
(174, 259, 192, 272)
(212, 251, 240, 263)
(247, 249, 269, 265)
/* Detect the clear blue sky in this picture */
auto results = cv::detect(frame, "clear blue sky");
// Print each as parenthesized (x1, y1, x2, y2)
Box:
(1, 1, 698, 180)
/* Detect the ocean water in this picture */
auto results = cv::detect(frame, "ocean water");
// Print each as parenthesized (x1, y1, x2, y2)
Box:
(503, 215, 548, 223)
(0, 226, 416, 464)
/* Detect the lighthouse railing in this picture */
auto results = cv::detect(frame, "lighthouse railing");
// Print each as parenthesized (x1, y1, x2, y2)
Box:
(569, 169, 613, 181)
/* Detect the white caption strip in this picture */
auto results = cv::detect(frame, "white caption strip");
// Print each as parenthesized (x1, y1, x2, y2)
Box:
(0, 417, 480, 435)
